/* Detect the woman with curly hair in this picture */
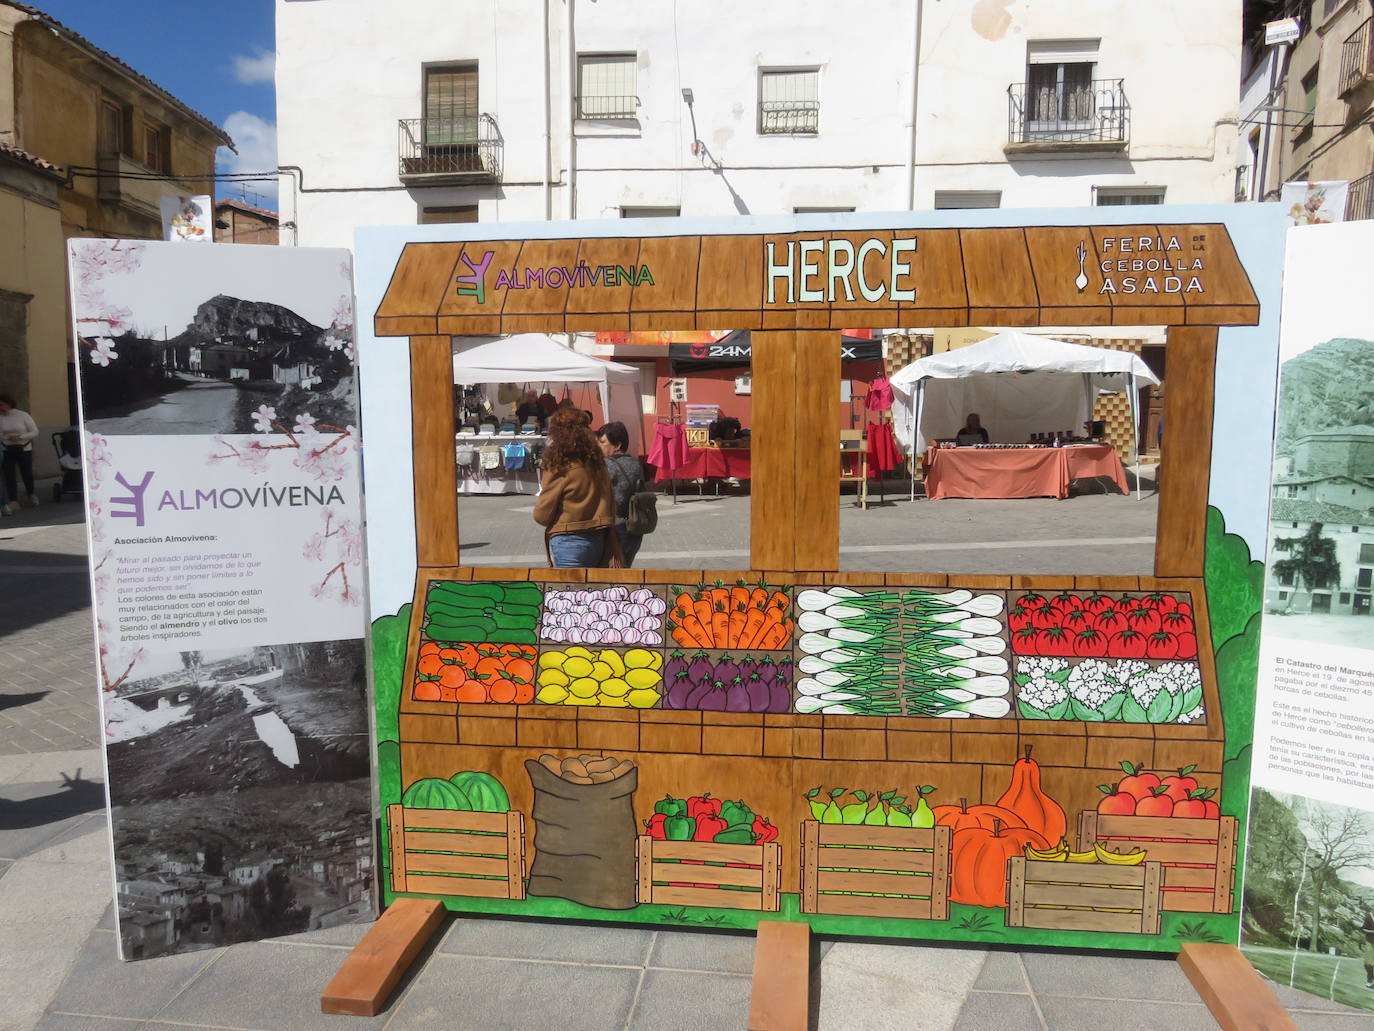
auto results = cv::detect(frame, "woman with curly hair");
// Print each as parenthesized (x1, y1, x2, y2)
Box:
(533, 405, 622, 567)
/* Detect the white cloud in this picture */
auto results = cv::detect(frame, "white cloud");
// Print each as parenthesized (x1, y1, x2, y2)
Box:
(217, 111, 279, 207)
(231, 47, 276, 87)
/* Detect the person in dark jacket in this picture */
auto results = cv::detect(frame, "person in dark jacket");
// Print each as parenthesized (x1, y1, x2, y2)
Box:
(596, 421, 645, 567)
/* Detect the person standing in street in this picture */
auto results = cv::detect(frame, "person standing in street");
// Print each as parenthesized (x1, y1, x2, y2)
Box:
(0, 395, 39, 513)
(596, 421, 645, 567)
(533, 406, 622, 568)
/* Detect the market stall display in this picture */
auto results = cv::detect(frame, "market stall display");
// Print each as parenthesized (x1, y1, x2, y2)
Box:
(890, 333, 1159, 500)
(922, 442, 1128, 500)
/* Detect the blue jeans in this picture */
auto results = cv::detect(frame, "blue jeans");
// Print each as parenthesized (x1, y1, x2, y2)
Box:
(2, 446, 33, 500)
(548, 530, 607, 568)
(614, 525, 643, 568)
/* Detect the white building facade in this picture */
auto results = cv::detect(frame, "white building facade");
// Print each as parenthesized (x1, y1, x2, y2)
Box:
(276, 0, 1243, 248)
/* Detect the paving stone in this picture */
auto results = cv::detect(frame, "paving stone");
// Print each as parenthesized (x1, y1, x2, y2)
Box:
(34, 1015, 142, 1031)
(629, 968, 750, 1031)
(1036, 996, 1219, 1031)
(973, 950, 1030, 992)
(1287, 1012, 1374, 1029)
(438, 916, 653, 966)
(155, 941, 388, 1031)
(816, 941, 985, 1031)
(1022, 950, 1201, 1002)
(389, 953, 640, 1031)
(48, 930, 221, 1020)
(648, 929, 756, 974)
(951, 990, 1043, 1031)
(275, 919, 373, 948)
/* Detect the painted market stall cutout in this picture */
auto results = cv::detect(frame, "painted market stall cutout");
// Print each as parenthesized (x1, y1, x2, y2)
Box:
(355, 208, 1281, 956)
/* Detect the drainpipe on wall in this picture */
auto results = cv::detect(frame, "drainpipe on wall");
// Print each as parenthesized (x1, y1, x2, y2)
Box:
(543, 0, 552, 220)
(565, 0, 577, 220)
(905, 0, 923, 210)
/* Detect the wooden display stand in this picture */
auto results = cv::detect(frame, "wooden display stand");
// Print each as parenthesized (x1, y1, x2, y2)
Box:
(327, 217, 1296, 1027)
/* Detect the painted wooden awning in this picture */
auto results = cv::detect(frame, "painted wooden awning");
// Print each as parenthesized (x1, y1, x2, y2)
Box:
(373, 224, 1260, 337)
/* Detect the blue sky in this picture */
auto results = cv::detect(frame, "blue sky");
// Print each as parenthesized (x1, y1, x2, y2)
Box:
(34, 0, 279, 209)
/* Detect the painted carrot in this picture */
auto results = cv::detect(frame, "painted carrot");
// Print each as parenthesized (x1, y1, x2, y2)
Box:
(728, 606, 748, 648)
(671, 624, 696, 648)
(730, 585, 751, 614)
(750, 586, 769, 611)
(680, 613, 714, 648)
(693, 595, 713, 629)
(758, 619, 790, 650)
(767, 590, 790, 611)
(711, 604, 730, 646)
(737, 606, 768, 649)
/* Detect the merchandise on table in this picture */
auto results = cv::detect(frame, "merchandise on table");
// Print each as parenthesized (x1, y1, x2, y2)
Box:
(1014, 656, 1205, 724)
(422, 580, 542, 644)
(413, 641, 537, 702)
(535, 645, 664, 707)
(1008, 590, 1198, 660)
(661, 651, 793, 712)
(667, 581, 794, 650)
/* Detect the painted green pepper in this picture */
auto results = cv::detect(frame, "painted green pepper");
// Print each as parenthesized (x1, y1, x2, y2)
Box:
(654, 795, 687, 818)
(720, 800, 753, 828)
(712, 825, 755, 844)
(664, 814, 695, 841)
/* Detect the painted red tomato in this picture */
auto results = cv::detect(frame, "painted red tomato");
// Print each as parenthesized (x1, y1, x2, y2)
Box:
(1082, 592, 1115, 615)
(1011, 626, 1040, 655)
(1115, 595, 1142, 613)
(1031, 606, 1061, 630)
(1109, 628, 1149, 658)
(1034, 626, 1074, 657)
(1062, 608, 1094, 632)
(1073, 627, 1109, 657)
(1173, 631, 1198, 659)
(1048, 591, 1082, 617)
(1160, 609, 1194, 635)
(1008, 604, 1034, 632)
(1125, 607, 1163, 636)
(1144, 630, 1180, 659)
(1019, 592, 1049, 611)
(1092, 608, 1129, 635)
(1139, 591, 1178, 613)
(1175, 601, 1194, 618)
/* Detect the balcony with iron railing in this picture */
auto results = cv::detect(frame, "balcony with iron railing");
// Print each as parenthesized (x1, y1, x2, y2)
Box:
(1348, 170, 1374, 220)
(759, 100, 819, 135)
(1006, 79, 1129, 153)
(1339, 17, 1373, 97)
(398, 113, 503, 186)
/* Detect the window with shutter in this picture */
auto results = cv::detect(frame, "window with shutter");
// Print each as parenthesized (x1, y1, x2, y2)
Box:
(759, 69, 819, 134)
(577, 54, 637, 119)
(425, 65, 478, 145)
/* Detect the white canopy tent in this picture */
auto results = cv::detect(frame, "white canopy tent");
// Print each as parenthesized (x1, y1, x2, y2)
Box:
(452, 334, 646, 452)
(888, 331, 1160, 499)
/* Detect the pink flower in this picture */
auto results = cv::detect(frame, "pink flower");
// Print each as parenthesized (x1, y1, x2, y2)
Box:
(293, 412, 318, 435)
(252, 404, 278, 433)
(90, 338, 118, 367)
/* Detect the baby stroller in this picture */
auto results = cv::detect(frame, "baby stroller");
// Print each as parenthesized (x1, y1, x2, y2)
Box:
(51, 429, 83, 502)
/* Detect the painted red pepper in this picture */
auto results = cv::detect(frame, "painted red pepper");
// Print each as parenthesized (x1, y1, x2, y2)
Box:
(693, 813, 728, 841)
(644, 813, 669, 841)
(687, 794, 722, 820)
(751, 816, 779, 844)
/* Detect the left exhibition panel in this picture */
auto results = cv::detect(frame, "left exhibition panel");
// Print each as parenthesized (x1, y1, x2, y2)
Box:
(68, 239, 375, 961)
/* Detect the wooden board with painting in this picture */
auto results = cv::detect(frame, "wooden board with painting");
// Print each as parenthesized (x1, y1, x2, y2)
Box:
(356, 207, 1283, 955)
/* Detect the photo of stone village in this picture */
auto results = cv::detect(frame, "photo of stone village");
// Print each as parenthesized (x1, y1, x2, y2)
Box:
(1266, 338, 1374, 644)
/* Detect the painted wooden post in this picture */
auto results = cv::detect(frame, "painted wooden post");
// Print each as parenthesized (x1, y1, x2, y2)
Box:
(1155, 326, 1218, 577)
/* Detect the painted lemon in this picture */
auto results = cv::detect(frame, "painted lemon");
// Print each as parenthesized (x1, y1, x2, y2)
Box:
(590, 660, 614, 682)
(599, 677, 630, 698)
(625, 668, 662, 691)
(623, 648, 656, 670)
(598, 650, 626, 677)
(562, 656, 594, 679)
(537, 651, 566, 670)
(626, 688, 661, 709)
(568, 676, 600, 699)
(565, 646, 594, 661)
(536, 683, 569, 705)
(537, 668, 569, 688)
(596, 694, 630, 707)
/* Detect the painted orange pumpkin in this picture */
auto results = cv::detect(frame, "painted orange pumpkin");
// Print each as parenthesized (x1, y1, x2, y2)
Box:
(932, 797, 1027, 834)
(949, 820, 1049, 908)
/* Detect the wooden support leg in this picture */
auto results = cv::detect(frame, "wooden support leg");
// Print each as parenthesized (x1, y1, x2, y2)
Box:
(1177, 942, 1300, 1031)
(748, 920, 812, 1031)
(320, 898, 446, 1016)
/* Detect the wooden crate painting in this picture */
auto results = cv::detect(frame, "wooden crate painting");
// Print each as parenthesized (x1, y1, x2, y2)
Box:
(1077, 811, 1238, 914)
(357, 207, 1286, 952)
(636, 836, 782, 911)
(387, 804, 526, 900)
(800, 821, 950, 920)
(1006, 855, 1163, 934)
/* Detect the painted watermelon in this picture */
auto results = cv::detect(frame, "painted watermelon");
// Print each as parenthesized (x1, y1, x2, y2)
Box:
(402, 777, 471, 810)
(451, 771, 509, 813)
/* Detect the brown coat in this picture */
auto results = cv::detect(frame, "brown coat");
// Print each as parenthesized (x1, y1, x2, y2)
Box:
(533, 461, 616, 537)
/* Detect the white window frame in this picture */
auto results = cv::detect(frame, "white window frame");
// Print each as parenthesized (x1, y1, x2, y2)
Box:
(1025, 40, 1100, 139)
(758, 68, 820, 135)
(933, 191, 1002, 210)
(1093, 186, 1165, 206)
(577, 53, 638, 120)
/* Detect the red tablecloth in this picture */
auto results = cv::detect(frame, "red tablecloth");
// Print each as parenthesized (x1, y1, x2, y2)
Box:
(923, 445, 1127, 500)
(654, 447, 752, 482)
